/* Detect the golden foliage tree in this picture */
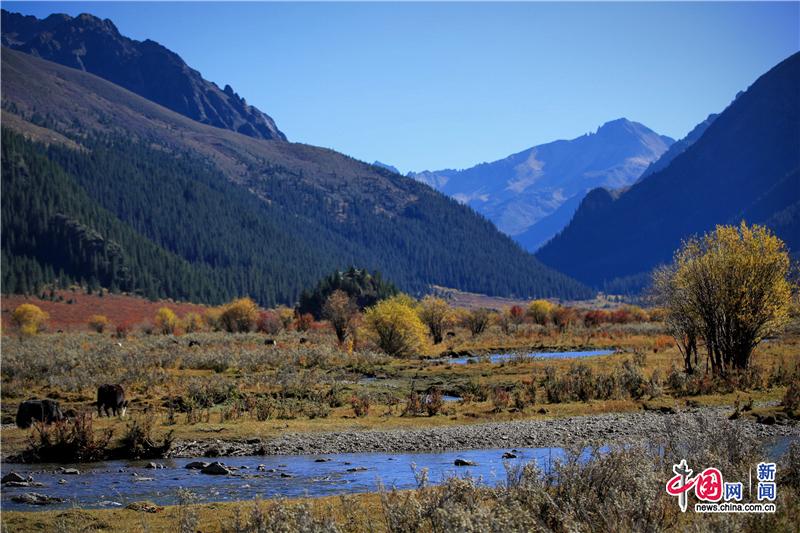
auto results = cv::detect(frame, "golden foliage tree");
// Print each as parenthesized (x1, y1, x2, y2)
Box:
(527, 299, 554, 326)
(323, 290, 358, 344)
(182, 312, 205, 333)
(12, 303, 49, 336)
(655, 223, 791, 374)
(418, 296, 453, 344)
(365, 295, 427, 357)
(154, 307, 178, 335)
(220, 297, 259, 333)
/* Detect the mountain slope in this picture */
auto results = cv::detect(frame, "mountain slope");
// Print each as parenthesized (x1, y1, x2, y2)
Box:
(409, 119, 673, 244)
(513, 193, 586, 252)
(1, 9, 286, 141)
(1, 47, 592, 303)
(537, 52, 800, 289)
(635, 113, 718, 183)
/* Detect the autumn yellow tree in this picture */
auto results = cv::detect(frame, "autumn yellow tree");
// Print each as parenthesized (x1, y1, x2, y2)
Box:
(323, 290, 358, 344)
(655, 223, 791, 374)
(220, 297, 259, 333)
(12, 303, 49, 336)
(418, 296, 453, 344)
(527, 299, 554, 326)
(365, 295, 427, 357)
(154, 307, 178, 335)
(183, 312, 205, 333)
(203, 307, 223, 331)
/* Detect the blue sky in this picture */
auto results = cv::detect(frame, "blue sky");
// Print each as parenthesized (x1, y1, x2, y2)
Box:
(6, 2, 799, 172)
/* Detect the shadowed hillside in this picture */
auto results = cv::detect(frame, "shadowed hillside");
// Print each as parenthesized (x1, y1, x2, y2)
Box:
(537, 52, 800, 290)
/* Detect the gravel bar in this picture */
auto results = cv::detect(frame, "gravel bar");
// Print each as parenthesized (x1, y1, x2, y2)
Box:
(168, 406, 799, 458)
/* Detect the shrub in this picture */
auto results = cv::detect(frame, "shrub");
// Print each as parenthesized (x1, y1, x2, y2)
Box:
(527, 299, 553, 325)
(364, 296, 427, 357)
(463, 308, 492, 336)
(87, 314, 109, 333)
(256, 310, 282, 335)
(203, 307, 223, 331)
(116, 415, 173, 460)
(323, 290, 358, 343)
(418, 296, 453, 344)
(350, 394, 370, 417)
(551, 306, 577, 331)
(491, 387, 511, 411)
(154, 307, 178, 335)
(22, 413, 112, 463)
(620, 359, 646, 399)
(294, 312, 314, 333)
(783, 382, 800, 414)
(425, 388, 444, 416)
(583, 309, 609, 328)
(275, 306, 296, 329)
(12, 303, 49, 336)
(220, 298, 259, 333)
(182, 312, 205, 333)
(115, 321, 132, 339)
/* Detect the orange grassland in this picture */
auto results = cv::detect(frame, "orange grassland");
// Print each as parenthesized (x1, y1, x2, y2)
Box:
(1, 291, 208, 332)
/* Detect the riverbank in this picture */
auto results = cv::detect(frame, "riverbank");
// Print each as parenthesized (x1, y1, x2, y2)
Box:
(167, 404, 799, 458)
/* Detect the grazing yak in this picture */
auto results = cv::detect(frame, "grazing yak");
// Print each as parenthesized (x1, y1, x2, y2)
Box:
(16, 399, 64, 428)
(97, 384, 128, 417)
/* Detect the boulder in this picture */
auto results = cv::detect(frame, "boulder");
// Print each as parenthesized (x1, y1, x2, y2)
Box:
(2, 472, 27, 484)
(185, 461, 210, 470)
(11, 492, 65, 505)
(201, 462, 232, 475)
(454, 459, 477, 467)
(502, 452, 517, 459)
(59, 467, 80, 475)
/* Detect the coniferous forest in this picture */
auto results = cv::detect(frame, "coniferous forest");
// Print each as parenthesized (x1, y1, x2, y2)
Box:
(2, 129, 592, 305)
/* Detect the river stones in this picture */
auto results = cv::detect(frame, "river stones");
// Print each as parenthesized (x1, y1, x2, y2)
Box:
(454, 459, 476, 466)
(346, 467, 368, 472)
(59, 467, 80, 475)
(314, 458, 331, 462)
(4, 481, 44, 487)
(185, 461, 210, 470)
(201, 462, 233, 475)
(11, 492, 64, 505)
(146, 462, 166, 469)
(2, 472, 27, 483)
(502, 452, 517, 459)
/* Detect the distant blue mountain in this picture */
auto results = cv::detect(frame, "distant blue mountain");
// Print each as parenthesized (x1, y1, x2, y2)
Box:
(409, 119, 673, 248)
(537, 52, 800, 290)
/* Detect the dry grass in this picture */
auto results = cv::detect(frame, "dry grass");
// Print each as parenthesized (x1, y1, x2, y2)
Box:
(1, 318, 797, 458)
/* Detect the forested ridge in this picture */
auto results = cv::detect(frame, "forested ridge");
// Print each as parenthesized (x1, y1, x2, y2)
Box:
(2, 128, 592, 304)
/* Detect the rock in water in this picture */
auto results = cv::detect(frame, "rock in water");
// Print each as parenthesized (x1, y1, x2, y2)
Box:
(11, 492, 65, 505)
(201, 462, 232, 475)
(185, 461, 210, 470)
(454, 459, 477, 466)
(2, 472, 27, 483)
